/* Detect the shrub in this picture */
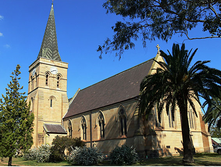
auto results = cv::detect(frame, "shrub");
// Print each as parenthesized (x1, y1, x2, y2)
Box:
(23, 147, 38, 160)
(50, 136, 85, 162)
(68, 146, 103, 165)
(36, 144, 51, 163)
(109, 145, 138, 165)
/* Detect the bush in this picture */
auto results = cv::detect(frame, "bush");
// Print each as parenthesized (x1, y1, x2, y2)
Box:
(109, 145, 138, 165)
(50, 136, 85, 162)
(36, 144, 51, 163)
(68, 146, 103, 165)
(23, 147, 38, 160)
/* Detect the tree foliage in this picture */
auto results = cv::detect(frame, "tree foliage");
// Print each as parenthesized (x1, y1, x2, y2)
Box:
(98, 0, 221, 58)
(209, 126, 221, 138)
(0, 65, 34, 166)
(50, 136, 85, 162)
(139, 43, 221, 163)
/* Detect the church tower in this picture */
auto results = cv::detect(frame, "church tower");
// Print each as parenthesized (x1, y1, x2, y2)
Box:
(27, 3, 68, 147)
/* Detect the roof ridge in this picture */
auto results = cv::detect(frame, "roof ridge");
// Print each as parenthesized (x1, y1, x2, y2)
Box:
(79, 58, 155, 92)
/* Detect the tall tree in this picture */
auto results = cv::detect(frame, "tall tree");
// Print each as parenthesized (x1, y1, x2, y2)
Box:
(98, 0, 221, 58)
(139, 43, 221, 163)
(0, 65, 34, 166)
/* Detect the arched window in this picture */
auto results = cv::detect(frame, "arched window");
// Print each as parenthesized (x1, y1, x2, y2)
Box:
(154, 104, 161, 127)
(168, 106, 175, 128)
(35, 73, 37, 88)
(81, 116, 86, 140)
(50, 99, 53, 107)
(45, 71, 50, 86)
(119, 108, 127, 136)
(68, 120, 72, 138)
(31, 97, 34, 112)
(49, 96, 56, 108)
(31, 76, 34, 90)
(188, 106, 195, 129)
(56, 74, 61, 88)
(98, 112, 105, 138)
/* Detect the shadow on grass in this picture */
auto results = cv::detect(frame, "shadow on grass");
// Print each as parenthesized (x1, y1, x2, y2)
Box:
(136, 153, 221, 166)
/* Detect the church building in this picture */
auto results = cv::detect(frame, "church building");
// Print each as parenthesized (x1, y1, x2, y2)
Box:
(27, 3, 213, 157)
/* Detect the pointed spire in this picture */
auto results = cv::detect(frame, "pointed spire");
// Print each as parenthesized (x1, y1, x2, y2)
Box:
(37, 3, 61, 61)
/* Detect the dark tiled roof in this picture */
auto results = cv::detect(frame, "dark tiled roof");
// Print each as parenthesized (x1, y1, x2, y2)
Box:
(44, 124, 67, 134)
(37, 4, 61, 61)
(64, 59, 154, 119)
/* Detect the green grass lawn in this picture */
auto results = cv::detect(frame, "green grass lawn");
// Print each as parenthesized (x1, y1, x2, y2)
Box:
(0, 157, 69, 166)
(0, 153, 221, 166)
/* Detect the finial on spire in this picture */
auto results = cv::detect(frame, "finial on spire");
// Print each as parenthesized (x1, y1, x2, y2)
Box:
(52, 0, 54, 5)
(156, 44, 160, 54)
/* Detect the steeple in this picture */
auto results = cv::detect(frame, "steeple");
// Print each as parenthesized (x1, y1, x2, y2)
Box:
(37, 3, 61, 61)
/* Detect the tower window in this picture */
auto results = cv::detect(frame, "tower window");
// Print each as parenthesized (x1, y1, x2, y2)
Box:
(56, 74, 61, 88)
(50, 99, 53, 107)
(31, 76, 34, 90)
(45, 71, 50, 86)
(31, 97, 34, 112)
(35, 73, 37, 88)
(46, 74, 49, 86)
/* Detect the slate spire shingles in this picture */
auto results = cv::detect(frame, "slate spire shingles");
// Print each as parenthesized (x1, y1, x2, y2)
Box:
(37, 3, 61, 61)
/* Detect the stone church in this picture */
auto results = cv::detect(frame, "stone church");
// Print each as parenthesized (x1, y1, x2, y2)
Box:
(27, 3, 213, 157)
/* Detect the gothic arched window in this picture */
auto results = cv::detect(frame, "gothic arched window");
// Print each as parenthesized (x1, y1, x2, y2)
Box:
(35, 73, 37, 88)
(119, 108, 127, 136)
(31, 76, 34, 90)
(81, 116, 86, 140)
(154, 104, 161, 127)
(168, 106, 175, 128)
(31, 97, 34, 112)
(49, 96, 56, 108)
(68, 120, 72, 138)
(98, 112, 105, 138)
(50, 99, 53, 108)
(188, 106, 195, 129)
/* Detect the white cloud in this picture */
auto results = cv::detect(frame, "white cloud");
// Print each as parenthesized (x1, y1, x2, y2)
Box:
(0, 32, 3, 36)
(0, 15, 3, 20)
(4, 44, 10, 48)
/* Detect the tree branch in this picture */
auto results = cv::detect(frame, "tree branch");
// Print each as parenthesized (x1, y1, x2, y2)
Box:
(184, 32, 221, 40)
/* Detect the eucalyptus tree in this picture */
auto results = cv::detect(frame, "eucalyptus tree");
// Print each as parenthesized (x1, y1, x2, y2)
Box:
(98, 0, 221, 58)
(139, 43, 221, 163)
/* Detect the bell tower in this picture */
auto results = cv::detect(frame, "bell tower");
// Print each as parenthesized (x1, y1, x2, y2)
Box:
(27, 3, 68, 147)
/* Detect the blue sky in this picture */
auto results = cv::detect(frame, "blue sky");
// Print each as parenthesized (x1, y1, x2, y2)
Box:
(0, 0, 220, 100)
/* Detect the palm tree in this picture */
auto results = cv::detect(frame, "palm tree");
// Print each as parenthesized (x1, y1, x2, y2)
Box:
(203, 96, 221, 129)
(139, 43, 221, 163)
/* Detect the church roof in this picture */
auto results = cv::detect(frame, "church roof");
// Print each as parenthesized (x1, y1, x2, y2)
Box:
(37, 3, 62, 61)
(64, 58, 154, 119)
(43, 124, 67, 134)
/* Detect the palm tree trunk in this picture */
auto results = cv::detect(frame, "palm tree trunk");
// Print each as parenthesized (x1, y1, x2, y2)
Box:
(8, 156, 12, 166)
(177, 99, 194, 163)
